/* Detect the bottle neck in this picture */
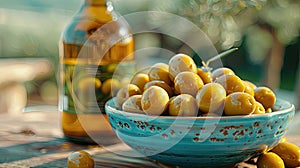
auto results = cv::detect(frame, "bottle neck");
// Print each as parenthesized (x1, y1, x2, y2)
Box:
(84, 0, 107, 6)
(83, 0, 114, 13)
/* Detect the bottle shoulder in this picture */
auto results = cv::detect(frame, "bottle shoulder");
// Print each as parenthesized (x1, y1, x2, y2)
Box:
(62, 20, 133, 45)
(61, 5, 133, 46)
(62, 6, 113, 44)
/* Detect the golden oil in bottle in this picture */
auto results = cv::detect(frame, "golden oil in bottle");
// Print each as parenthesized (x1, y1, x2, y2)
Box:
(59, 0, 135, 143)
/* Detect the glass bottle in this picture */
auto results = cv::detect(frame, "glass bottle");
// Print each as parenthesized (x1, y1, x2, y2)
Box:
(59, 0, 134, 143)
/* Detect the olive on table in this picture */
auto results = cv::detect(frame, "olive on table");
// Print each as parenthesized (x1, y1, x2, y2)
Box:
(224, 92, 256, 116)
(215, 74, 245, 95)
(174, 71, 204, 97)
(122, 95, 144, 114)
(68, 150, 94, 168)
(168, 53, 197, 81)
(211, 67, 235, 81)
(257, 152, 285, 168)
(270, 142, 300, 168)
(116, 84, 141, 106)
(141, 86, 169, 116)
(197, 67, 212, 84)
(144, 80, 173, 97)
(148, 62, 172, 86)
(130, 73, 149, 91)
(254, 86, 276, 109)
(196, 83, 226, 115)
(168, 94, 198, 116)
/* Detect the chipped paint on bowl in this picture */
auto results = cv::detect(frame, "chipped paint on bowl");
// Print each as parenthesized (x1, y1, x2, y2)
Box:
(105, 98, 295, 167)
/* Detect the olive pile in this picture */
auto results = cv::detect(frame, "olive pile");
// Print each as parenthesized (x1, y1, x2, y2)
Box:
(115, 53, 277, 117)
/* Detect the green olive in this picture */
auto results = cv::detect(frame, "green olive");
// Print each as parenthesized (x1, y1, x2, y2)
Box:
(130, 73, 150, 91)
(168, 94, 198, 116)
(68, 150, 94, 168)
(254, 86, 276, 109)
(122, 95, 144, 114)
(257, 152, 285, 168)
(141, 86, 169, 115)
(101, 78, 121, 95)
(143, 80, 173, 97)
(75, 77, 102, 106)
(197, 67, 212, 84)
(148, 63, 172, 86)
(243, 80, 256, 96)
(211, 67, 235, 81)
(224, 92, 256, 116)
(174, 71, 204, 97)
(253, 101, 265, 114)
(77, 77, 101, 91)
(271, 142, 300, 168)
(168, 53, 197, 81)
(215, 74, 245, 95)
(106, 64, 117, 73)
(116, 84, 141, 106)
(196, 83, 226, 114)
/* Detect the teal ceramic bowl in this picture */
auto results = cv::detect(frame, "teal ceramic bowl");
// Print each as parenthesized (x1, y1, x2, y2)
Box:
(105, 98, 295, 167)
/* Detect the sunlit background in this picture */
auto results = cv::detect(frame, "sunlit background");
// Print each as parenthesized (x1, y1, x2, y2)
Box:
(0, 0, 299, 113)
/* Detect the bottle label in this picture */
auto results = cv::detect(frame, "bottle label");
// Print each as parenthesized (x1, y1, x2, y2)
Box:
(62, 62, 135, 114)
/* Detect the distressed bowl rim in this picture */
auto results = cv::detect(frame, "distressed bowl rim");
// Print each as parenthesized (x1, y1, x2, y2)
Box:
(105, 98, 295, 121)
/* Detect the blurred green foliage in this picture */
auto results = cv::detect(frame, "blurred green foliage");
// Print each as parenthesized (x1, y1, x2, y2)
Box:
(112, 0, 300, 90)
(0, 0, 81, 59)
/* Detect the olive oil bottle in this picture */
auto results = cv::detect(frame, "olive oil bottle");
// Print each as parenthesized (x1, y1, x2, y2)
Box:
(59, 0, 134, 143)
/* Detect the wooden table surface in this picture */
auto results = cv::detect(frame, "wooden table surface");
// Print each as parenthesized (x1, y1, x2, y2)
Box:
(0, 109, 299, 168)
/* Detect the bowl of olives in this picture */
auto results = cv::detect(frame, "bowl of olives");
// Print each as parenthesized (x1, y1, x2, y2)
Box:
(105, 52, 295, 167)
